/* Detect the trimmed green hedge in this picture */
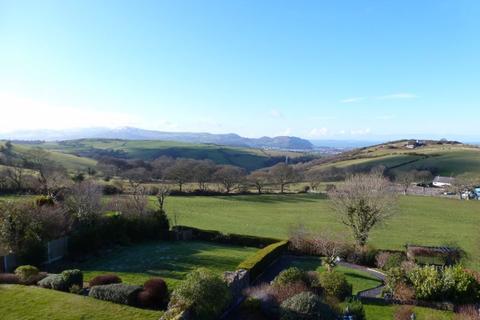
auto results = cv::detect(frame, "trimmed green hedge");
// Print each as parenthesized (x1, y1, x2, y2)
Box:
(238, 240, 288, 281)
(172, 225, 282, 248)
(89, 283, 142, 306)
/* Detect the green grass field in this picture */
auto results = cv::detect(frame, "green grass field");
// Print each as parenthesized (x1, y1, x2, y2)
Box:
(35, 139, 305, 171)
(164, 194, 480, 269)
(0, 285, 161, 320)
(308, 142, 480, 177)
(66, 241, 257, 288)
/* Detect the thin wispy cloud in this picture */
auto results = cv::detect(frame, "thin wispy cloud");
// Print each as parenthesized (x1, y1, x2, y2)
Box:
(308, 127, 329, 137)
(340, 97, 366, 103)
(376, 93, 417, 100)
(269, 109, 284, 118)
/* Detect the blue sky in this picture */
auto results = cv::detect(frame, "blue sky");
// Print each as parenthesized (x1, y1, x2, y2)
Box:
(1, 0, 479, 140)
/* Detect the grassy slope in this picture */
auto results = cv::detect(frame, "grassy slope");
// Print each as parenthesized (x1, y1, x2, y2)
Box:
(307, 142, 480, 177)
(0, 141, 97, 172)
(0, 285, 161, 320)
(164, 194, 480, 269)
(69, 241, 257, 288)
(38, 139, 305, 171)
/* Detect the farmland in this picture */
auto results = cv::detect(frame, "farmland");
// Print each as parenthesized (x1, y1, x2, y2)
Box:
(163, 194, 480, 269)
(306, 141, 480, 177)
(29, 139, 310, 171)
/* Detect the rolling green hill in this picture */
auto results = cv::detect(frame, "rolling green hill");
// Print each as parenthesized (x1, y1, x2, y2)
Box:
(305, 140, 480, 178)
(32, 139, 309, 171)
(0, 141, 97, 172)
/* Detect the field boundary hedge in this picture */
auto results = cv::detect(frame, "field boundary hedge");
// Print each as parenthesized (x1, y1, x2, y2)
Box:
(237, 240, 289, 282)
(171, 225, 282, 248)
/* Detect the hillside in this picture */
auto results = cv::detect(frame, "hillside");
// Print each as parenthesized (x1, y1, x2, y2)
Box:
(0, 127, 314, 150)
(26, 139, 312, 171)
(0, 141, 97, 172)
(303, 139, 480, 178)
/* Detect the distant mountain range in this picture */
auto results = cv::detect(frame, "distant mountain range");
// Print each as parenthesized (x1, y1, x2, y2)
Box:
(0, 127, 314, 150)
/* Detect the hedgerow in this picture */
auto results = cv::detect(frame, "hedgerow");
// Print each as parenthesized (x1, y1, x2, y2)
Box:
(238, 240, 288, 281)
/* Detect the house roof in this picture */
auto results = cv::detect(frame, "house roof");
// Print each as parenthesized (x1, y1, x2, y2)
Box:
(433, 176, 455, 184)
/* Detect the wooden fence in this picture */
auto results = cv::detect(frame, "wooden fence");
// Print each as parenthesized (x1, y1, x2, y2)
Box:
(0, 237, 69, 272)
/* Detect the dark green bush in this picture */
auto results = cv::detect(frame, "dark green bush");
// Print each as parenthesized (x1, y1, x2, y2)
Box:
(280, 291, 335, 320)
(61, 269, 83, 289)
(238, 240, 289, 281)
(102, 184, 123, 195)
(273, 267, 307, 286)
(38, 274, 68, 291)
(443, 265, 479, 303)
(89, 274, 122, 287)
(169, 268, 231, 320)
(89, 283, 142, 306)
(344, 297, 365, 320)
(383, 252, 406, 271)
(319, 271, 352, 301)
(346, 245, 378, 267)
(14, 265, 39, 283)
(172, 226, 281, 248)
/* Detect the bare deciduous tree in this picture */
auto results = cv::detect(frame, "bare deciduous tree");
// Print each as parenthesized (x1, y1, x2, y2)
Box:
(65, 180, 103, 224)
(164, 159, 194, 192)
(213, 165, 245, 193)
(269, 163, 297, 193)
(328, 172, 397, 247)
(247, 170, 270, 194)
(156, 184, 170, 213)
(192, 160, 216, 191)
(395, 170, 417, 195)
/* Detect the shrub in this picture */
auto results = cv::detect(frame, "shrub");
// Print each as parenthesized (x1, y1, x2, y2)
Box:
(375, 251, 391, 269)
(279, 291, 335, 320)
(89, 274, 122, 287)
(443, 265, 478, 303)
(69, 284, 83, 295)
(344, 297, 365, 320)
(61, 269, 83, 289)
(393, 282, 415, 302)
(394, 305, 414, 320)
(0, 273, 19, 284)
(35, 195, 55, 207)
(408, 266, 443, 300)
(454, 305, 480, 320)
(169, 268, 231, 320)
(383, 253, 406, 271)
(38, 274, 68, 291)
(384, 267, 407, 297)
(270, 281, 310, 303)
(137, 278, 169, 309)
(15, 265, 39, 283)
(346, 245, 378, 267)
(238, 240, 288, 281)
(319, 271, 352, 301)
(273, 267, 307, 287)
(89, 283, 142, 306)
(103, 184, 123, 195)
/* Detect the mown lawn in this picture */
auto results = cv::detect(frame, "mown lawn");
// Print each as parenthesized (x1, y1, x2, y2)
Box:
(0, 285, 161, 320)
(164, 194, 480, 269)
(363, 304, 453, 320)
(68, 241, 257, 288)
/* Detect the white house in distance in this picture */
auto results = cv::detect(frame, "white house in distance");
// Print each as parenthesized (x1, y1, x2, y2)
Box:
(432, 176, 455, 187)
